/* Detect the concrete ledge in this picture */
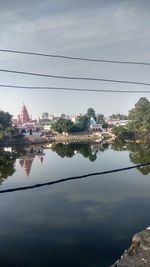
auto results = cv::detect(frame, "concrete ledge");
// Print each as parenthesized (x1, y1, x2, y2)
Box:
(111, 228, 150, 267)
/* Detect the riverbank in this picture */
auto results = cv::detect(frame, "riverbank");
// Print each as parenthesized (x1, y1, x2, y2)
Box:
(115, 131, 150, 144)
(0, 132, 114, 147)
(50, 133, 101, 142)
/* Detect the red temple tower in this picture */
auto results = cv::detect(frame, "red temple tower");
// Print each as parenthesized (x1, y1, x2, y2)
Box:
(20, 104, 30, 124)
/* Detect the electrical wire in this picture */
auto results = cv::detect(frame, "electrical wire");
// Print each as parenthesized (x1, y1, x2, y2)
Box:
(0, 163, 149, 194)
(0, 68, 150, 86)
(0, 84, 150, 93)
(0, 48, 150, 66)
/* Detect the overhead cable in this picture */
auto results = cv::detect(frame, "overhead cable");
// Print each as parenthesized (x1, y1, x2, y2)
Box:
(0, 48, 149, 66)
(0, 84, 150, 93)
(0, 68, 150, 86)
(0, 163, 149, 194)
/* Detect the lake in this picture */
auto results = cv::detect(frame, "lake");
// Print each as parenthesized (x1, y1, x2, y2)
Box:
(0, 141, 150, 267)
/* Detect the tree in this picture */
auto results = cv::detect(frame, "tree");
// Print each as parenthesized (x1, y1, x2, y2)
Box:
(128, 97, 150, 132)
(77, 115, 89, 130)
(112, 126, 127, 139)
(0, 111, 12, 128)
(51, 116, 90, 134)
(87, 108, 96, 121)
(112, 126, 134, 140)
(96, 114, 105, 124)
(0, 111, 14, 142)
(51, 118, 74, 133)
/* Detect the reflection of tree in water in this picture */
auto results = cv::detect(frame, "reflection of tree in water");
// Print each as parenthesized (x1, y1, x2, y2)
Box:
(51, 143, 109, 162)
(112, 141, 150, 175)
(111, 140, 127, 151)
(129, 144, 150, 175)
(51, 143, 75, 158)
(0, 150, 17, 182)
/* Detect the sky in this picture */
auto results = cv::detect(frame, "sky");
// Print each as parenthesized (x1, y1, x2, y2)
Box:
(0, 0, 150, 119)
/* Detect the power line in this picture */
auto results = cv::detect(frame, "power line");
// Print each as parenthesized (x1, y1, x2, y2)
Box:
(0, 163, 149, 194)
(0, 68, 150, 87)
(0, 48, 150, 66)
(0, 84, 150, 93)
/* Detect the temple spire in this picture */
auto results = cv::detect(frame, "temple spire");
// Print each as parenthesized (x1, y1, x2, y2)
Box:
(20, 104, 30, 124)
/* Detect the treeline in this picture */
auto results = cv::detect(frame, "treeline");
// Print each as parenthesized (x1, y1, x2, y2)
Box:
(51, 108, 108, 133)
(51, 115, 89, 133)
(112, 97, 150, 141)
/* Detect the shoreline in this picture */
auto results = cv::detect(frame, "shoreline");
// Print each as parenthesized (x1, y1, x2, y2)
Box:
(0, 132, 113, 147)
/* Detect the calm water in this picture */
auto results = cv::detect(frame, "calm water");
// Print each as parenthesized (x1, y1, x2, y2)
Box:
(0, 142, 150, 267)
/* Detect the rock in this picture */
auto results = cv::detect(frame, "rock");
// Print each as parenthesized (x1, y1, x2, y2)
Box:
(111, 228, 150, 267)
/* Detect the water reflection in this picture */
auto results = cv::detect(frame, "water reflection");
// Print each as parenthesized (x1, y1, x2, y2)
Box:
(1, 141, 150, 183)
(0, 143, 109, 183)
(50, 142, 109, 161)
(1, 142, 150, 267)
(112, 141, 150, 174)
(0, 146, 45, 180)
(18, 146, 45, 176)
(0, 149, 17, 181)
(129, 144, 150, 175)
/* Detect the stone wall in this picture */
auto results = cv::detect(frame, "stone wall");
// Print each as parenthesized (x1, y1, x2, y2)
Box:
(111, 228, 150, 267)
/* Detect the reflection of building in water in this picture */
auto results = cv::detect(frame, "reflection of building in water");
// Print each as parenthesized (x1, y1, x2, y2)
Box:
(19, 157, 34, 176)
(19, 146, 45, 176)
(25, 146, 44, 156)
(37, 156, 44, 164)
(90, 143, 107, 154)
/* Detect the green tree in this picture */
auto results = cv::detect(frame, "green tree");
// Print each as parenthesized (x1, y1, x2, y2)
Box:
(0, 111, 14, 143)
(112, 126, 128, 139)
(112, 125, 134, 141)
(128, 97, 150, 132)
(51, 118, 74, 133)
(0, 111, 12, 128)
(77, 115, 89, 130)
(96, 114, 105, 124)
(87, 108, 96, 121)
(52, 116, 90, 133)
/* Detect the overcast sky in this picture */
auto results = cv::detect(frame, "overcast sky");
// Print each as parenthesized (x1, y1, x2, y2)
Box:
(0, 0, 150, 118)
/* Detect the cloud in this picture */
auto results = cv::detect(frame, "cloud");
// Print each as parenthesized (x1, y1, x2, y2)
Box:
(1, 0, 150, 54)
(0, 0, 150, 117)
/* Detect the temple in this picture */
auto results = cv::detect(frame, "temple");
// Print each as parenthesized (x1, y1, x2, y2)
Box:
(14, 104, 41, 136)
(20, 104, 30, 124)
